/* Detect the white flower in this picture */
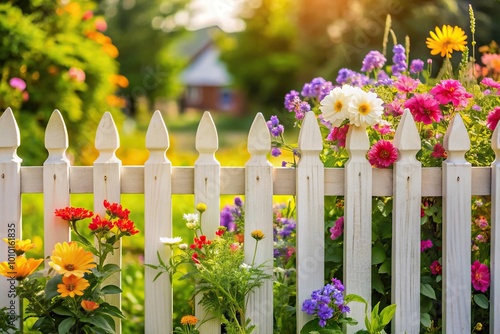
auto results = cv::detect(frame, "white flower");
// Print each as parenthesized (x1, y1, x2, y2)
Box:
(348, 89, 384, 127)
(273, 267, 286, 274)
(183, 213, 199, 224)
(178, 243, 188, 250)
(239, 263, 252, 270)
(160, 236, 182, 245)
(320, 85, 355, 127)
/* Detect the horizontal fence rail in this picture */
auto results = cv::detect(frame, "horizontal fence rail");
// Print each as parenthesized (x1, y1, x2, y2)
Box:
(0, 107, 499, 334)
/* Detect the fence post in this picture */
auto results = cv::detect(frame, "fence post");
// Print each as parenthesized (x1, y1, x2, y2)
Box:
(490, 123, 500, 333)
(442, 113, 471, 333)
(144, 111, 172, 334)
(344, 124, 372, 333)
(93, 112, 122, 333)
(392, 109, 421, 333)
(43, 110, 71, 266)
(244, 113, 273, 333)
(0, 108, 22, 330)
(296, 111, 324, 331)
(194, 111, 221, 334)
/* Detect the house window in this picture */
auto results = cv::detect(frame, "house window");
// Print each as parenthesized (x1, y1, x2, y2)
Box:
(186, 86, 201, 105)
(219, 88, 233, 111)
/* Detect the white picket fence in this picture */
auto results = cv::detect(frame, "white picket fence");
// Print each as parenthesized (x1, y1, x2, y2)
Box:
(0, 106, 499, 334)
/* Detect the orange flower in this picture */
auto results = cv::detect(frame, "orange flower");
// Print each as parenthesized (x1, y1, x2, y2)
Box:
(180, 315, 198, 326)
(0, 257, 43, 281)
(49, 242, 96, 277)
(81, 300, 100, 311)
(57, 275, 90, 298)
(55, 207, 94, 222)
(251, 230, 265, 241)
(2, 238, 36, 256)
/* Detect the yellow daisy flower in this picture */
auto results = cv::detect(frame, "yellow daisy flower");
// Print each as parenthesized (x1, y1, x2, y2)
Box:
(0, 256, 43, 281)
(426, 25, 467, 58)
(3, 238, 36, 256)
(57, 274, 90, 298)
(251, 230, 265, 241)
(49, 242, 96, 278)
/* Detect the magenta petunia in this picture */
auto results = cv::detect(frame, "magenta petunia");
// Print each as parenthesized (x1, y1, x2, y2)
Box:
(471, 260, 490, 292)
(394, 75, 419, 93)
(421, 239, 433, 252)
(429, 79, 473, 109)
(430, 260, 442, 275)
(326, 124, 349, 148)
(404, 93, 442, 125)
(329, 216, 344, 240)
(481, 77, 500, 90)
(487, 106, 500, 131)
(9, 77, 26, 91)
(367, 140, 398, 168)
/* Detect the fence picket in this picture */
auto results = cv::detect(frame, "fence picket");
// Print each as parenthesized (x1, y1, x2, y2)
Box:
(296, 111, 325, 331)
(244, 113, 273, 333)
(344, 125, 372, 333)
(194, 111, 221, 334)
(490, 123, 500, 333)
(0, 108, 22, 327)
(93, 112, 123, 333)
(392, 110, 421, 334)
(144, 110, 172, 334)
(43, 110, 70, 265)
(442, 113, 471, 333)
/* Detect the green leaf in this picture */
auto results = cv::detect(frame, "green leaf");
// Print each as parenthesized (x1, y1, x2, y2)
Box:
(58, 317, 76, 334)
(473, 294, 489, 309)
(378, 259, 391, 274)
(378, 304, 397, 327)
(420, 312, 431, 328)
(81, 315, 114, 332)
(52, 307, 74, 316)
(300, 319, 323, 333)
(102, 263, 121, 273)
(45, 275, 62, 300)
(372, 245, 386, 265)
(420, 283, 436, 300)
(101, 284, 122, 295)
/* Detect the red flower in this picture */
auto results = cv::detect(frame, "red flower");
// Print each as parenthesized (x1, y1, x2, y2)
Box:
(367, 140, 398, 168)
(471, 260, 490, 292)
(114, 219, 139, 235)
(191, 252, 200, 264)
(431, 143, 447, 159)
(55, 207, 94, 222)
(103, 200, 130, 219)
(404, 93, 443, 125)
(487, 106, 500, 131)
(88, 215, 113, 232)
(430, 260, 442, 275)
(326, 124, 349, 148)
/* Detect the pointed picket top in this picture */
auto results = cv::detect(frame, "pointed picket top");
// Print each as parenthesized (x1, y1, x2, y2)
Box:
(0, 108, 20, 149)
(44, 110, 69, 162)
(146, 111, 170, 163)
(492, 121, 500, 164)
(195, 111, 218, 155)
(94, 112, 120, 163)
(393, 109, 420, 157)
(345, 124, 370, 160)
(443, 113, 470, 163)
(247, 112, 271, 157)
(298, 111, 322, 152)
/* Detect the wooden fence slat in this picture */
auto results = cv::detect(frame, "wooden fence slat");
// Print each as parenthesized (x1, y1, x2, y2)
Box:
(391, 109, 421, 333)
(296, 111, 325, 331)
(194, 111, 221, 334)
(43, 110, 70, 266)
(344, 124, 372, 334)
(244, 113, 273, 333)
(490, 122, 500, 333)
(93, 112, 123, 333)
(0, 108, 22, 328)
(144, 111, 172, 334)
(442, 113, 471, 333)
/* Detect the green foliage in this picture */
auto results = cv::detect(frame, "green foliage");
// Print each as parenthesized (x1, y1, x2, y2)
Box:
(0, 0, 124, 165)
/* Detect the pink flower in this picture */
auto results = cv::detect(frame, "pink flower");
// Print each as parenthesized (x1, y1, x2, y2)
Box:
(481, 77, 500, 90)
(68, 67, 86, 82)
(471, 260, 490, 292)
(95, 18, 108, 31)
(430, 260, 442, 275)
(384, 100, 405, 116)
(475, 216, 488, 229)
(429, 79, 473, 109)
(9, 77, 26, 91)
(329, 216, 344, 240)
(394, 75, 419, 93)
(431, 143, 447, 159)
(82, 10, 93, 21)
(373, 120, 394, 135)
(326, 125, 349, 148)
(404, 93, 442, 125)
(421, 239, 433, 252)
(367, 140, 398, 168)
(487, 106, 500, 131)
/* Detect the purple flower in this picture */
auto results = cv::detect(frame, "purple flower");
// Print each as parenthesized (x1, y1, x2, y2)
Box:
(410, 59, 424, 74)
(361, 50, 386, 72)
(336, 68, 370, 86)
(284, 90, 300, 111)
(267, 115, 284, 137)
(220, 206, 237, 231)
(9, 77, 26, 91)
(271, 147, 281, 157)
(234, 197, 243, 207)
(391, 44, 407, 76)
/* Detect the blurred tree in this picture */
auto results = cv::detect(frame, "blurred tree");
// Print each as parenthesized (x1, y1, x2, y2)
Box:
(0, 0, 125, 165)
(100, 0, 189, 115)
(217, 0, 500, 113)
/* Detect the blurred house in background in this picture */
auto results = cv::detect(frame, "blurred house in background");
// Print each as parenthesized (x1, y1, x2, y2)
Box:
(178, 27, 245, 115)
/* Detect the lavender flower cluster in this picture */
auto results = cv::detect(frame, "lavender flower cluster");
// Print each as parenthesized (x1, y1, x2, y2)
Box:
(220, 197, 244, 232)
(302, 278, 350, 327)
